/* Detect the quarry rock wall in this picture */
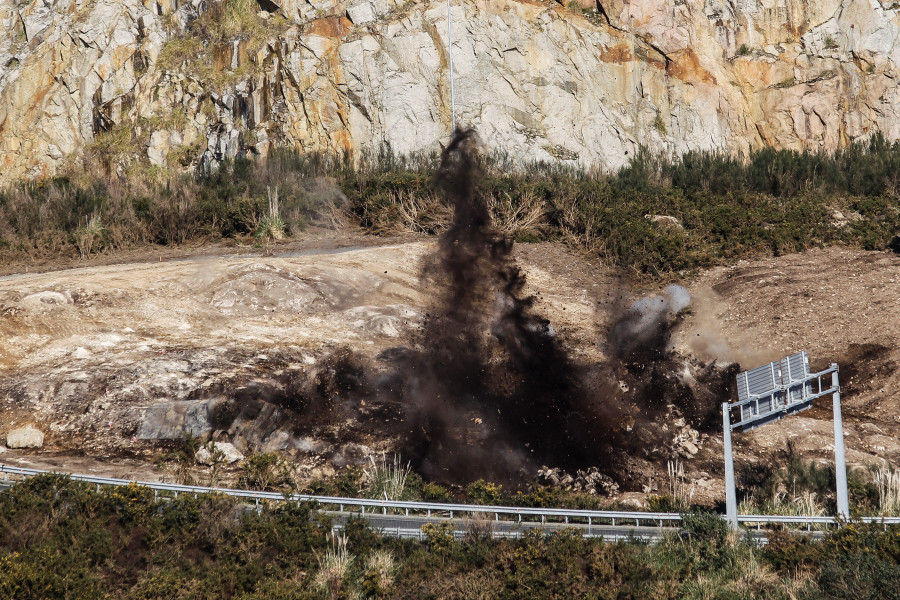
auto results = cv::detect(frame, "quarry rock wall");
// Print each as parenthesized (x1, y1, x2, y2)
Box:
(1, 0, 899, 181)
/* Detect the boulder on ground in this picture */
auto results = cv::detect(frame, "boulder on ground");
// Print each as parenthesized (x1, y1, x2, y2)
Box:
(6, 425, 44, 449)
(195, 441, 244, 465)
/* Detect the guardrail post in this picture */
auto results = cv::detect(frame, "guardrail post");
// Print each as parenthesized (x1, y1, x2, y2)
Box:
(588, 516, 592, 536)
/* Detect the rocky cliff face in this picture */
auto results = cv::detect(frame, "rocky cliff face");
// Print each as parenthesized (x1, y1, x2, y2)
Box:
(2, 0, 899, 182)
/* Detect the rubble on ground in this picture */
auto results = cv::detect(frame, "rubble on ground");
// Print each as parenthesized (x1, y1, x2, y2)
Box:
(536, 466, 620, 496)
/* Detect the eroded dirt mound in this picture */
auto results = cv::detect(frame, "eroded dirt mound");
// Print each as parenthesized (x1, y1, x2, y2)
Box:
(676, 247, 900, 491)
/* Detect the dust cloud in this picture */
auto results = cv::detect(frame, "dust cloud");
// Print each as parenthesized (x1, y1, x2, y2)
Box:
(392, 130, 734, 484)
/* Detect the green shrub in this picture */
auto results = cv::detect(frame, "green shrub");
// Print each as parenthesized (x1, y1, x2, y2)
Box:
(4, 135, 900, 280)
(819, 523, 900, 563)
(10, 474, 900, 599)
(815, 553, 900, 599)
(334, 467, 364, 497)
(421, 481, 452, 503)
(0, 546, 106, 600)
(466, 480, 503, 505)
(239, 452, 296, 492)
(421, 522, 456, 555)
(681, 511, 729, 543)
(760, 529, 821, 574)
(513, 485, 561, 508)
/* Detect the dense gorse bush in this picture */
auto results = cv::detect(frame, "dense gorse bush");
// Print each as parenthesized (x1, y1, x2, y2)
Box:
(3, 136, 900, 279)
(2, 475, 900, 599)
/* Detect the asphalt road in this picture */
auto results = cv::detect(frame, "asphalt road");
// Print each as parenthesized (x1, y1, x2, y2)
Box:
(0, 478, 825, 544)
(324, 510, 679, 542)
(323, 511, 828, 543)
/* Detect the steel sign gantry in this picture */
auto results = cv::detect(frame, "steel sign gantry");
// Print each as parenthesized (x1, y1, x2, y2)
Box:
(723, 351, 849, 528)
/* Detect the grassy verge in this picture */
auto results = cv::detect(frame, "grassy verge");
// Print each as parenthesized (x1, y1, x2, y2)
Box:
(3, 474, 900, 599)
(3, 136, 900, 278)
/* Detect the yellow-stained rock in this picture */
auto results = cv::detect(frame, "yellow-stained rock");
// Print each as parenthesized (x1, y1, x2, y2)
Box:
(1, 0, 900, 181)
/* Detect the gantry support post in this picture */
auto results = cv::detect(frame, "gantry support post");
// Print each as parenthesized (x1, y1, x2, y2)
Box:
(832, 366, 850, 519)
(723, 402, 738, 529)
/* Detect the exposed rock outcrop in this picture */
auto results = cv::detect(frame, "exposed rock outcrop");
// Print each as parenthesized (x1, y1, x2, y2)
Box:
(1, 0, 899, 181)
(536, 466, 621, 496)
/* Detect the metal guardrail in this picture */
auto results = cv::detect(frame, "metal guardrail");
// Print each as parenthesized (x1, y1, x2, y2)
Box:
(3, 463, 900, 530)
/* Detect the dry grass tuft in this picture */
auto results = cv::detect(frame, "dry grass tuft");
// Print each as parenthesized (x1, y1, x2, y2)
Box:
(255, 185, 286, 241)
(73, 214, 104, 259)
(487, 189, 547, 237)
(434, 571, 504, 599)
(875, 464, 900, 516)
(375, 189, 451, 235)
(363, 452, 411, 501)
(314, 531, 354, 600)
(363, 549, 395, 595)
(463, 511, 496, 542)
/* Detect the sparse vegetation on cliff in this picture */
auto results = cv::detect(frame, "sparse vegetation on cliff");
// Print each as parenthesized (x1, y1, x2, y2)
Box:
(155, 0, 290, 92)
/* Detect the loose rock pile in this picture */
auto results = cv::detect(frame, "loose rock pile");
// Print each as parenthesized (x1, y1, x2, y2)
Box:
(536, 466, 620, 496)
(672, 417, 701, 458)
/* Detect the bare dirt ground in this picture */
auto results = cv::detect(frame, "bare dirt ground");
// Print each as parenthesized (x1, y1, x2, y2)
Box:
(1, 239, 899, 506)
(679, 247, 900, 489)
(0, 239, 614, 481)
